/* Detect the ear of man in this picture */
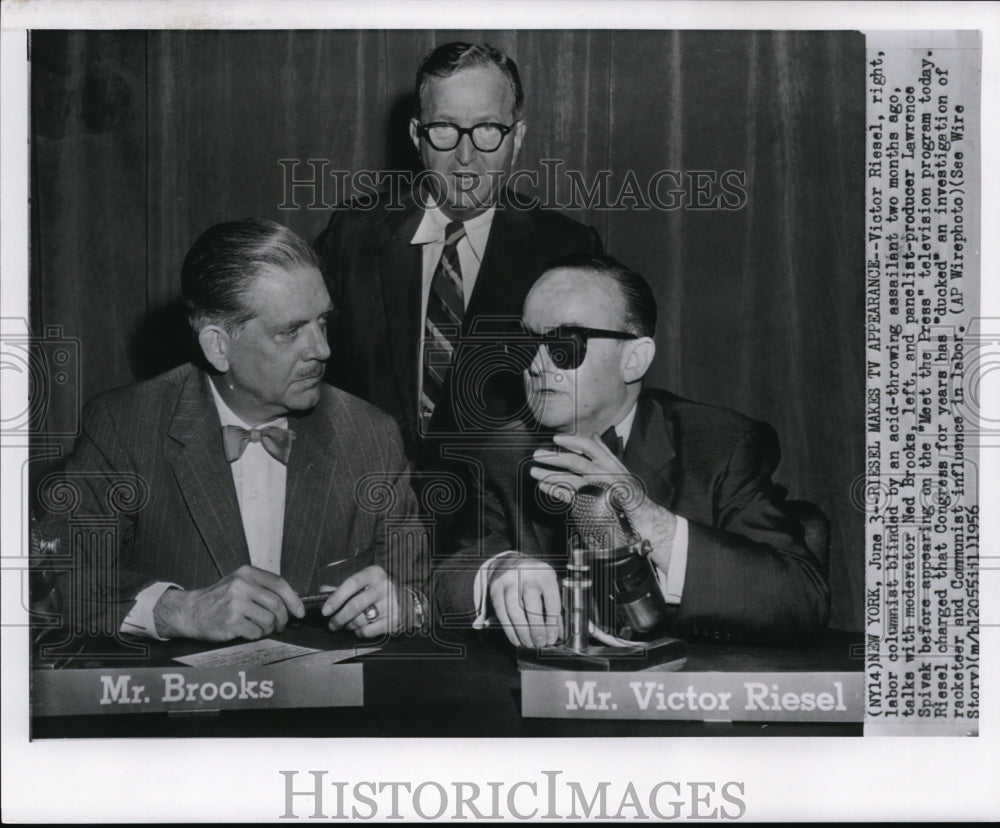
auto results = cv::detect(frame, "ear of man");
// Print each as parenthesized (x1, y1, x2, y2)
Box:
(197, 325, 232, 373)
(620, 337, 656, 384)
(408, 118, 421, 154)
(509, 119, 527, 166)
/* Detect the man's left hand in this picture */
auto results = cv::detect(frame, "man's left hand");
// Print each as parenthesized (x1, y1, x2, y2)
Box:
(321, 565, 403, 638)
(529, 433, 678, 571)
(529, 432, 635, 499)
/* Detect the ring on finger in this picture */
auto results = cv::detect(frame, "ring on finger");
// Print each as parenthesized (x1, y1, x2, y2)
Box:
(363, 604, 379, 623)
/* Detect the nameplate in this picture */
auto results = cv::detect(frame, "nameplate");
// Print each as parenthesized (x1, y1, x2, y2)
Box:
(522, 671, 863, 722)
(31, 663, 363, 716)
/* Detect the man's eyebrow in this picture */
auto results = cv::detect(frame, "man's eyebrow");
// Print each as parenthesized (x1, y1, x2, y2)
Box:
(534, 321, 584, 331)
(268, 306, 336, 333)
(427, 110, 509, 124)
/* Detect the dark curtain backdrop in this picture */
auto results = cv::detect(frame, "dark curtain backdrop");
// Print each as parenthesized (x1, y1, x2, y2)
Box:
(30, 30, 865, 631)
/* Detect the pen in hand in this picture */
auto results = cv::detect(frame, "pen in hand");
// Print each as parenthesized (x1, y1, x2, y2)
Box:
(299, 592, 336, 608)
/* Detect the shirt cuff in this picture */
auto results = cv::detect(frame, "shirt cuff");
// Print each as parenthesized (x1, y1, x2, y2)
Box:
(653, 516, 688, 605)
(120, 581, 181, 640)
(472, 551, 519, 629)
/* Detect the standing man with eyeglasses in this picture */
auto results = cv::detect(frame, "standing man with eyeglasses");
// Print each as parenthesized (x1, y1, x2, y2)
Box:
(315, 42, 602, 462)
(432, 254, 830, 649)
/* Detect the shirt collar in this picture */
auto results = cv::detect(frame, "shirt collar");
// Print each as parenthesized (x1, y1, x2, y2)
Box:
(207, 376, 287, 430)
(410, 203, 495, 262)
(613, 400, 640, 449)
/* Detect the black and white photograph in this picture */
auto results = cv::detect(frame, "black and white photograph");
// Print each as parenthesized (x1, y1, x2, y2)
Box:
(1, 1, 997, 823)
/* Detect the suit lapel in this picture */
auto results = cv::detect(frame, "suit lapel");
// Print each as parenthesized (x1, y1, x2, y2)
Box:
(281, 406, 339, 593)
(377, 206, 425, 447)
(623, 391, 678, 510)
(466, 199, 544, 325)
(167, 369, 250, 579)
(516, 431, 572, 559)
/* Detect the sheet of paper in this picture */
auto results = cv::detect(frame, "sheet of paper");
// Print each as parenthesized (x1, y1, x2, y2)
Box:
(276, 645, 382, 667)
(173, 639, 320, 667)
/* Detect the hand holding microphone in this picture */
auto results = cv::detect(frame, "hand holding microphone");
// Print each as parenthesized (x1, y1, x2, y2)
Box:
(568, 481, 670, 638)
(490, 431, 679, 649)
(530, 431, 678, 577)
(529, 432, 636, 505)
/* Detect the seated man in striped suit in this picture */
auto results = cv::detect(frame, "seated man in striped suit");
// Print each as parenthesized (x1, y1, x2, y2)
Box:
(45, 219, 428, 642)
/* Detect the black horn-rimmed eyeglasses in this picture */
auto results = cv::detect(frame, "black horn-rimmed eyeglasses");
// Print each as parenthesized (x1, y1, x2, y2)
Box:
(416, 121, 519, 152)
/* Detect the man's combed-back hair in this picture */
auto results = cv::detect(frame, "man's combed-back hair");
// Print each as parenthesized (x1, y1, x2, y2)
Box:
(541, 253, 658, 338)
(415, 41, 524, 118)
(181, 218, 320, 332)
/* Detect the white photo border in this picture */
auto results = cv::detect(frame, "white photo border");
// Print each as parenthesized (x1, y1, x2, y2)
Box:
(2, 1, 998, 822)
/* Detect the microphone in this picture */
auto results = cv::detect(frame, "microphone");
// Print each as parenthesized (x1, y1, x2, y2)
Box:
(568, 482, 640, 561)
(568, 481, 669, 638)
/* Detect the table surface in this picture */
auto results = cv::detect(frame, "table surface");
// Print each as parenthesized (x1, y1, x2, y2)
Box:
(31, 626, 864, 738)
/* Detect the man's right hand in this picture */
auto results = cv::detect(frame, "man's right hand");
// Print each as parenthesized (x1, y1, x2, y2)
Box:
(153, 565, 305, 641)
(488, 555, 562, 649)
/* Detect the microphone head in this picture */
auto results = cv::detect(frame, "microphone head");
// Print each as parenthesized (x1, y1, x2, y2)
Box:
(568, 481, 638, 560)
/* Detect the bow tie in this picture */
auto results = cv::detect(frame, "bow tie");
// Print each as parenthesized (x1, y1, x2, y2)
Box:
(221, 424, 295, 465)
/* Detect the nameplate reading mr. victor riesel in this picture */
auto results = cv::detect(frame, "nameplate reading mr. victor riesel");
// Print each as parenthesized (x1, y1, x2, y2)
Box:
(31, 663, 362, 716)
(522, 671, 863, 722)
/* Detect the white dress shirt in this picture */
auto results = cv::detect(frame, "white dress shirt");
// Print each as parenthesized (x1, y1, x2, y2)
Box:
(472, 401, 690, 627)
(120, 378, 289, 639)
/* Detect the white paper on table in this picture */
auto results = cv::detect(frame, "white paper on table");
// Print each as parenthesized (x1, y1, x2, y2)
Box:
(274, 645, 382, 667)
(173, 639, 320, 667)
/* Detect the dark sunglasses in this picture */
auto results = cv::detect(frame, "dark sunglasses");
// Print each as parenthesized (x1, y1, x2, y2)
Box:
(505, 325, 639, 371)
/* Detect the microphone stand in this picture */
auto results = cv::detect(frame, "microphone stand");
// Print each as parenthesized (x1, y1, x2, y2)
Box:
(517, 484, 687, 672)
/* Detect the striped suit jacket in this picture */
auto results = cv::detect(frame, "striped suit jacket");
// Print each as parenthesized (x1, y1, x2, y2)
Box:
(50, 363, 426, 631)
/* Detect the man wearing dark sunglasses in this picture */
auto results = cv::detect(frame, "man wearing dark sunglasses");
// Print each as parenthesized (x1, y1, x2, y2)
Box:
(433, 254, 830, 649)
(315, 41, 601, 462)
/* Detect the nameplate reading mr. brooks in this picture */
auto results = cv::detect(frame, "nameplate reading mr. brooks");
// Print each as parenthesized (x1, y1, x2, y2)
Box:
(31, 663, 362, 716)
(522, 671, 863, 722)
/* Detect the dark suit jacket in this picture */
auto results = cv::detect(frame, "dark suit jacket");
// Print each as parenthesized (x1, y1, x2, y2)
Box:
(432, 388, 830, 648)
(50, 363, 426, 631)
(315, 190, 602, 461)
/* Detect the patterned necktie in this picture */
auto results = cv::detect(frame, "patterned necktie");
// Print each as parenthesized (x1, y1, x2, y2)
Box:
(600, 425, 624, 460)
(221, 425, 295, 465)
(421, 220, 466, 429)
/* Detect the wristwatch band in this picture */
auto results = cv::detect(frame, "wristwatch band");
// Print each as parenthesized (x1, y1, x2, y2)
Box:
(403, 586, 429, 634)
